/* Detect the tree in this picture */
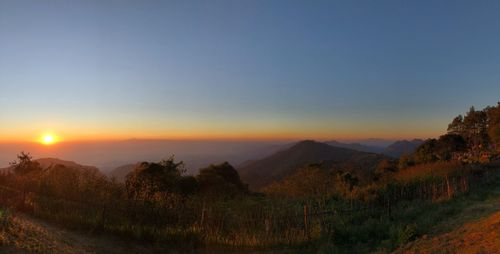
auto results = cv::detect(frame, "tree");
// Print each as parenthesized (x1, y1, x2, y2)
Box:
(463, 106, 489, 147)
(177, 176, 198, 196)
(447, 106, 490, 149)
(411, 135, 467, 164)
(447, 115, 464, 135)
(413, 139, 438, 164)
(10, 152, 41, 175)
(197, 162, 248, 198)
(486, 102, 500, 151)
(125, 156, 185, 201)
(435, 133, 467, 160)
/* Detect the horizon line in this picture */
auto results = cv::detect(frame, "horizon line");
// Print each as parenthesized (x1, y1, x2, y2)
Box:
(0, 136, 432, 145)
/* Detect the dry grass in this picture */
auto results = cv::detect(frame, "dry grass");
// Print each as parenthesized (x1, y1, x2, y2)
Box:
(394, 161, 463, 182)
(0, 213, 85, 253)
(394, 170, 500, 254)
(0, 213, 161, 254)
(396, 211, 500, 254)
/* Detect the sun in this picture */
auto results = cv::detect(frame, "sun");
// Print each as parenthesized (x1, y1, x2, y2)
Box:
(40, 134, 58, 145)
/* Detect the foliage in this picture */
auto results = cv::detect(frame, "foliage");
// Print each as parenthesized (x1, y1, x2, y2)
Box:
(197, 162, 248, 198)
(413, 134, 468, 164)
(398, 154, 415, 170)
(413, 138, 439, 163)
(125, 157, 186, 201)
(263, 164, 334, 198)
(447, 104, 500, 149)
(407, 103, 500, 166)
(374, 159, 398, 181)
(1, 100, 500, 254)
(486, 102, 500, 150)
(10, 152, 42, 175)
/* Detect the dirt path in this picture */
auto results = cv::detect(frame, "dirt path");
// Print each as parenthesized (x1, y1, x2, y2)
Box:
(0, 213, 175, 254)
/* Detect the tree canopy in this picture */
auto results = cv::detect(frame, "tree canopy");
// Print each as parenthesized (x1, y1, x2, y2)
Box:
(10, 152, 42, 175)
(197, 162, 248, 198)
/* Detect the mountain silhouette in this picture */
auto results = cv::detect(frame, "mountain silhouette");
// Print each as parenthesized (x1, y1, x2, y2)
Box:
(325, 140, 385, 153)
(109, 163, 140, 182)
(238, 140, 386, 190)
(383, 139, 424, 157)
(0, 157, 100, 174)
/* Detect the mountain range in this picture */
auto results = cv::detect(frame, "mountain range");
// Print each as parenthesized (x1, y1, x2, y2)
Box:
(0, 158, 100, 174)
(326, 139, 424, 158)
(324, 140, 385, 154)
(238, 140, 387, 190)
(382, 139, 424, 157)
(1, 139, 424, 189)
(108, 139, 424, 185)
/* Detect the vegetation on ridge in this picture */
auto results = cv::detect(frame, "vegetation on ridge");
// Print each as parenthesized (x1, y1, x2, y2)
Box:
(0, 103, 499, 253)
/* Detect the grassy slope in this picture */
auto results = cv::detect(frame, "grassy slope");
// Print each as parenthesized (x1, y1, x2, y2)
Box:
(394, 171, 500, 254)
(0, 167, 498, 254)
(0, 213, 160, 254)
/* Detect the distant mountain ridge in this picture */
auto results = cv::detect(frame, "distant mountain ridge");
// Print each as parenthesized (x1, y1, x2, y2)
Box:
(0, 158, 100, 174)
(383, 139, 424, 157)
(238, 140, 386, 190)
(109, 163, 140, 182)
(0, 140, 294, 174)
(36, 158, 100, 171)
(325, 140, 385, 154)
(326, 139, 424, 158)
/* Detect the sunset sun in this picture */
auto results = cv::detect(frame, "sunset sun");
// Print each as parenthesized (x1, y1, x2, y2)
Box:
(40, 134, 58, 145)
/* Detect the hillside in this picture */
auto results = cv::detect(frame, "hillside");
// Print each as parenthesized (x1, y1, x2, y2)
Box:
(238, 140, 386, 189)
(36, 158, 100, 172)
(396, 212, 500, 254)
(107, 142, 296, 182)
(395, 173, 500, 254)
(0, 213, 155, 253)
(1, 158, 100, 174)
(0, 140, 294, 175)
(383, 139, 424, 157)
(325, 139, 425, 158)
(108, 163, 139, 182)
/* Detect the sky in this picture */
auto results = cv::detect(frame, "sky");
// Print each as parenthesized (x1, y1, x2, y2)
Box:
(1, 0, 500, 143)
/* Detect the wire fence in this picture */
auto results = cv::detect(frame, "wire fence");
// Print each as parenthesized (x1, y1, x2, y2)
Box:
(0, 166, 496, 246)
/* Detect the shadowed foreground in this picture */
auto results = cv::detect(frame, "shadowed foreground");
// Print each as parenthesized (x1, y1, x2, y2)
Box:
(0, 213, 156, 254)
(0, 213, 287, 254)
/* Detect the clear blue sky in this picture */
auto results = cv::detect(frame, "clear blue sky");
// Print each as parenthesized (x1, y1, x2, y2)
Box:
(1, 0, 499, 141)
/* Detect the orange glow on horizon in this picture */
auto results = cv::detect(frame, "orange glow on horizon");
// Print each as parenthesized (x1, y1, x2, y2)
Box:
(0, 124, 441, 143)
(0, 131, 439, 144)
(6, 131, 436, 144)
(38, 133, 60, 145)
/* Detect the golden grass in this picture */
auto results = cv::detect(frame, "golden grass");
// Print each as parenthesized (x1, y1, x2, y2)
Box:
(394, 161, 463, 182)
(395, 211, 500, 254)
(0, 213, 155, 254)
(0, 213, 85, 253)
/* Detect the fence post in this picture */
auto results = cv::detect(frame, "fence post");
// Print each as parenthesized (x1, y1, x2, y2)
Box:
(200, 202, 206, 230)
(265, 217, 270, 236)
(303, 204, 310, 240)
(100, 205, 107, 231)
(446, 176, 452, 199)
